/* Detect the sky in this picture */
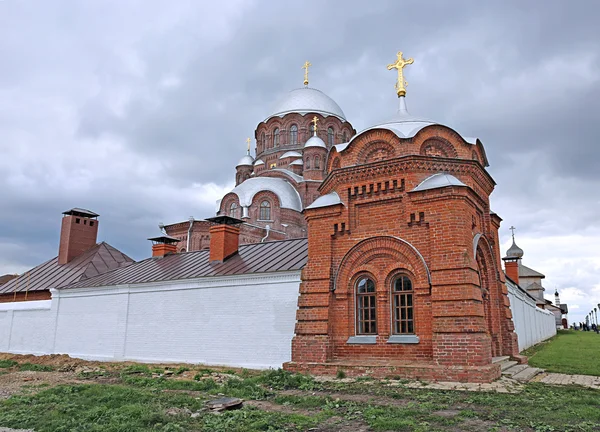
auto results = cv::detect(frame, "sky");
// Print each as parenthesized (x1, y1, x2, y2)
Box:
(0, 0, 599, 324)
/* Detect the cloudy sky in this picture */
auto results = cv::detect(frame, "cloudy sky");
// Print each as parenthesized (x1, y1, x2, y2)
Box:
(1, 0, 598, 323)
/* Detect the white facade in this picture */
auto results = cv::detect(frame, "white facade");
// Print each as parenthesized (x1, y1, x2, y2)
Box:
(507, 280, 556, 351)
(0, 271, 301, 369)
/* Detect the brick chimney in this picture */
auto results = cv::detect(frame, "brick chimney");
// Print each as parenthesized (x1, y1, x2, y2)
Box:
(58, 208, 100, 265)
(148, 235, 180, 258)
(206, 216, 243, 263)
(502, 227, 524, 285)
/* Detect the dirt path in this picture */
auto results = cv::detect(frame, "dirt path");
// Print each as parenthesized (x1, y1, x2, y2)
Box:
(279, 389, 408, 407)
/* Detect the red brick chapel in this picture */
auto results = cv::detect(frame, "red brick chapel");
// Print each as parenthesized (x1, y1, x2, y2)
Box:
(282, 52, 521, 382)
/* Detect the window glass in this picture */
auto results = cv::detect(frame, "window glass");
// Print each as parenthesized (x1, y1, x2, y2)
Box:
(356, 277, 377, 335)
(229, 203, 237, 218)
(290, 125, 298, 145)
(328, 127, 334, 146)
(392, 275, 414, 334)
(259, 201, 271, 220)
(273, 128, 280, 147)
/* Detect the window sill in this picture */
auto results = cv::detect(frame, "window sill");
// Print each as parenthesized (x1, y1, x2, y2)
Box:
(347, 336, 377, 345)
(387, 335, 419, 344)
(257, 220, 274, 223)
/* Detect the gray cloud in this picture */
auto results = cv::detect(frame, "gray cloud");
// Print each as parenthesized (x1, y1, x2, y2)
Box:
(1, 0, 599, 323)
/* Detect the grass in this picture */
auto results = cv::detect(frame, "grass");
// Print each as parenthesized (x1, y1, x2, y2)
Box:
(18, 363, 54, 372)
(0, 360, 17, 368)
(523, 329, 600, 375)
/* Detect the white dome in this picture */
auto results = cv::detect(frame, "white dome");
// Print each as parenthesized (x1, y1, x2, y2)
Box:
(411, 173, 467, 192)
(254, 159, 264, 166)
(228, 177, 303, 212)
(279, 151, 303, 159)
(352, 97, 477, 145)
(236, 155, 254, 167)
(266, 87, 346, 122)
(304, 135, 326, 149)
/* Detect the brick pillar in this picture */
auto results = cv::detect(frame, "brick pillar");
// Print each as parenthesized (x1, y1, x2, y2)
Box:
(209, 225, 240, 263)
(152, 243, 177, 257)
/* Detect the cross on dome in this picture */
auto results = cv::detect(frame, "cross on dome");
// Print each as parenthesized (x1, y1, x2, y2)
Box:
(311, 116, 319, 136)
(387, 51, 414, 97)
(302, 61, 312, 86)
(509, 225, 516, 240)
(246, 137, 251, 155)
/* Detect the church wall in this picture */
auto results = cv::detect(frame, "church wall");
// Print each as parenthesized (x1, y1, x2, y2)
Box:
(0, 272, 301, 369)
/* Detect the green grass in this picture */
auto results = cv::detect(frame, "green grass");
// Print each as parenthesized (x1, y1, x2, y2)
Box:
(523, 329, 600, 375)
(0, 359, 17, 368)
(18, 363, 53, 372)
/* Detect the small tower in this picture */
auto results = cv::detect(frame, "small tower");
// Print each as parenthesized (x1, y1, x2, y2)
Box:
(502, 226, 524, 285)
(58, 208, 100, 265)
(303, 116, 327, 181)
(235, 138, 254, 186)
(554, 289, 560, 306)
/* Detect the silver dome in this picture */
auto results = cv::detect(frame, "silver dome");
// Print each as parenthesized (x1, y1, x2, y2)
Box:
(304, 135, 326, 149)
(506, 240, 524, 259)
(265, 87, 346, 122)
(236, 154, 254, 167)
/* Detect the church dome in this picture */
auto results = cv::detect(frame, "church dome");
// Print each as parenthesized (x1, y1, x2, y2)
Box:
(236, 155, 254, 167)
(266, 87, 346, 122)
(506, 240, 524, 259)
(304, 135, 326, 149)
(352, 97, 478, 145)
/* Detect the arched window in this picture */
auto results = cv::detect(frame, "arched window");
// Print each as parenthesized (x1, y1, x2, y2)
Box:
(259, 200, 271, 220)
(342, 131, 348, 142)
(289, 124, 298, 145)
(229, 202, 237, 218)
(261, 132, 266, 150)
(314, 155, 320, 169)
(273, 128, 280, 147)
(356, 277, 377, 335)
(327, 127, 334, 146)
(391, 275, 414, 334)
(305, 156, 311, 169)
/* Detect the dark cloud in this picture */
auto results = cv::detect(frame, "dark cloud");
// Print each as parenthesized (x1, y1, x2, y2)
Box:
(1, 0, 599, 322)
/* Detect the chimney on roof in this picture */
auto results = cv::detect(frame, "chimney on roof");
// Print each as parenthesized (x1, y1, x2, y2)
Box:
(58, 208, 99, 265)
(206, 216, 243, 263)
(148, 235, 180, 258)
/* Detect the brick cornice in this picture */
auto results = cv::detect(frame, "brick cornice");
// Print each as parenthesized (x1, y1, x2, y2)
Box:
(320, 155, 496, 197)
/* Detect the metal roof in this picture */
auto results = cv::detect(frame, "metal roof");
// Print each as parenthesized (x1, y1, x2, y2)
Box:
(519, 263, 545, 278)
(63, 208, 99, 218)
(228, 177, 303, 212)
(0, 242, 134, 294)
(411, 173, 467, 192)
(64, 238, 308, 289)
(266, 87, 346, 122)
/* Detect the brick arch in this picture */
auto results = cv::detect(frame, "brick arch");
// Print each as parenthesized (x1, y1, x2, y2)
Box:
(219, 192, 240, 215)
(419, 138, 458, 158)
(334, 236, 431, 295)
(358, 140, 396, 164)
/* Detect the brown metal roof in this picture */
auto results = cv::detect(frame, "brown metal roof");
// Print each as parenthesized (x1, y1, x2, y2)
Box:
(0, 242, 134, 295)
(64, 238, 308, 290)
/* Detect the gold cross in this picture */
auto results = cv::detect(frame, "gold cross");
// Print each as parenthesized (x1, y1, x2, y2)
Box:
(302, 61, 312, 86)
(387, 51, 414, 97)
(246, 137, 251, 154)
(311, 116, 319, 135)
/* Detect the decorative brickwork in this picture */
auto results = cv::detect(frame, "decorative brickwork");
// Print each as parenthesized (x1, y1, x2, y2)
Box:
(285, 120, 520, 383)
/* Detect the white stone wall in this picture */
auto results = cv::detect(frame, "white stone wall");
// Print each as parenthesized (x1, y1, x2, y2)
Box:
(0, 271, 301, 369)
(507, 280, 556, 351)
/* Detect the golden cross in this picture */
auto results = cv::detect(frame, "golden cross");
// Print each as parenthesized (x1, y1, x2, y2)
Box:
(387, 51, 414, 97)
(311, 116, 319, 135)
(246, 137, 251, 154)
(302, 61, 312, 86)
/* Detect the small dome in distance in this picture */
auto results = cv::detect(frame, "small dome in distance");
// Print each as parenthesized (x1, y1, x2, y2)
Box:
(304, 135, 326, 149)
(506, 239, 524, 259)
(236, 155, 254, 167)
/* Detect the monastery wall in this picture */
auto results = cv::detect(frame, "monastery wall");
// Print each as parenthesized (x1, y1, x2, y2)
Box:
(506, 280, 556, 351)
(0, 271, 301, 369)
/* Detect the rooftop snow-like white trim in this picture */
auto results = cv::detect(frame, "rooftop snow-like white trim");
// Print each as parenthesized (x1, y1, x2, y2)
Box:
(254, 159, 264, 166)
(411, 173, 467, 192)
(236, 155, 254, 167)
(229, 177, 303, 211)
(289, 159, 303, 166)
(279, 151, 303, 159)
(304, 136, 326, 148)
(305, 191, 343, 210)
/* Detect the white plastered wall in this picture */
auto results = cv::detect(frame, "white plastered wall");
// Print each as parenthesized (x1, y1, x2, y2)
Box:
(507, 280, 556, 351)
(0, 271, 301, 369)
